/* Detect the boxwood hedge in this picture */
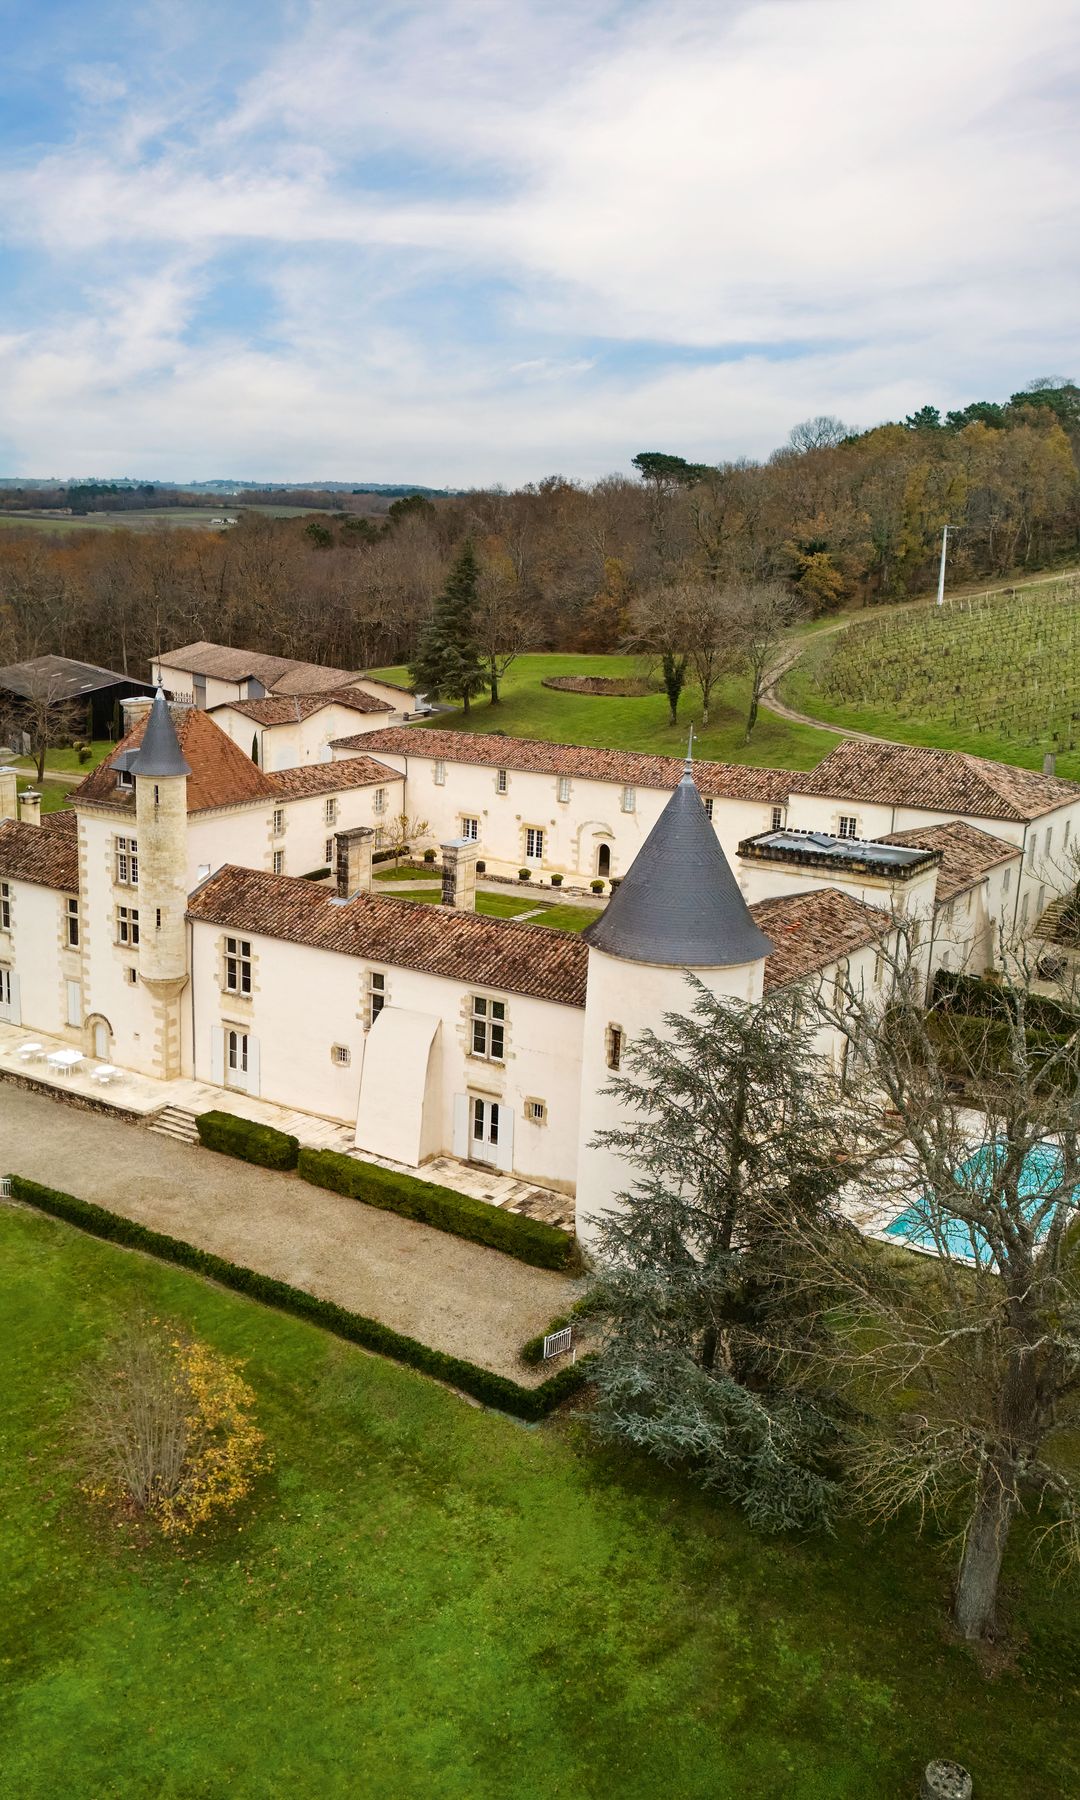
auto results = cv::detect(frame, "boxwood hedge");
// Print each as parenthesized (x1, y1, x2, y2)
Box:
(298, 1147, 578, 1272)
(196, 1110, 299, 1170)
(6, 1175, 588, 1422)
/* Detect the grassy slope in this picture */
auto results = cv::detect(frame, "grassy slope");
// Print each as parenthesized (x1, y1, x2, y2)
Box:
(373, 653, 839, 771)
(2, 1206, 1077, 1800)
(377, 884, 600, 931)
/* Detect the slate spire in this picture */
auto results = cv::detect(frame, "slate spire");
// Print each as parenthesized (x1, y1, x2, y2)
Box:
(583, 769, 773, 968)
(131, 690, 191, 778)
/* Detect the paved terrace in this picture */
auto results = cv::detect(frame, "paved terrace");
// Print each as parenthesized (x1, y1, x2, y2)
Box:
(0, 1019, 573, 1230)
(0, 1081, 581, 1384)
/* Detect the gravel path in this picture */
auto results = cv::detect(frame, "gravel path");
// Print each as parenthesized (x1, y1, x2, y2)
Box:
(0, 1086, 579, 1382)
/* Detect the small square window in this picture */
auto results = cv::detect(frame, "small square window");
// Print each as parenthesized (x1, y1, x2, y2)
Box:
(331, 1044, 351, 1067)
(525, 1098, 547, 1124)
(462, 816, 479, 841)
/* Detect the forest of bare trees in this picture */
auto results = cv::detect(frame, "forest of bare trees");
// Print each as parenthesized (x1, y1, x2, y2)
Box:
(2, 383, 1079, 684)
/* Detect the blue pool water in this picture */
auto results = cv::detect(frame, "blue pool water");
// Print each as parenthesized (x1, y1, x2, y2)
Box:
(884, 1142, 1070, 1263)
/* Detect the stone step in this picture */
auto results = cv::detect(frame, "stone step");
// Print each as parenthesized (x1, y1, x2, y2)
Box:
(147, 1105, 200, 1144)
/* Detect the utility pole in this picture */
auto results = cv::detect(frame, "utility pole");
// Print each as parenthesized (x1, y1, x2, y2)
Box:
(936, 525, 952, 607)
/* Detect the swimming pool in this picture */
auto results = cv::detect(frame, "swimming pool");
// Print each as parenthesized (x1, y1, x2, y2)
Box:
(884, 1141, 1072, 1264)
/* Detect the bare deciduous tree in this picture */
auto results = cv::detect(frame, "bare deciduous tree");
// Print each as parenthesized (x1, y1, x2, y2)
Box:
(725, 581, 803, 742)
(788, 415, 852, 454)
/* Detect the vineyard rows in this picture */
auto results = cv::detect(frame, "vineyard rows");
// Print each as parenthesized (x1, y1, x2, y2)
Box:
(814, 579, 1080, 750)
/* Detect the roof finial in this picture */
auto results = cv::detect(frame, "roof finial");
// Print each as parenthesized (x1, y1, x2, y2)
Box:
(684, 725, 695, 774)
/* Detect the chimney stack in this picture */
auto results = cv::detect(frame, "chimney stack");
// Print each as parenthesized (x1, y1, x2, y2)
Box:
(18, 790, 41, 828)
(0, 766, 18, 822)
(440, 837, 478, 911)
(121, 695, 155, 736)
(1044, 753, 1057, 777)
(335, 826, 375, 899)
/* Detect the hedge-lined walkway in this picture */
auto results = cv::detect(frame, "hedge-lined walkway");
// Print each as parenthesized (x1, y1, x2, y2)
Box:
(0, 1086, 581, 1381)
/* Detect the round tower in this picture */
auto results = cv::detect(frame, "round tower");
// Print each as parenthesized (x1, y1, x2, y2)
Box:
(133, 691, 191, 1077)
(575, 762, 773, 1258)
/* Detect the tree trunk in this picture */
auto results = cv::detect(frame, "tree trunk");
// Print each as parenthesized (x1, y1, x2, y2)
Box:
(490, 671, 500, 704)
(462, 690, 471, 715)
(953, 1464, 1015, 1640)
(35, 740, 46, 783)
(744, 691, 759, 742)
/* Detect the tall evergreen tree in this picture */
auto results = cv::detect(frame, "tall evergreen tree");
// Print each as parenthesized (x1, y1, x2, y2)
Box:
(410, 540, 487, 714)
(587, 981, 855, 1533)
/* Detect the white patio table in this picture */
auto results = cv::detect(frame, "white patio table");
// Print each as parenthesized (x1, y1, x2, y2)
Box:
(46, 1049, 84, 1077)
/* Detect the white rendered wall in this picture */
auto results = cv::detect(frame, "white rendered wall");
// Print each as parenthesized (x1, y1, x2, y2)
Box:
(0, 878, 73, 1038)
(75, 806, 162, 1073)
(210, 702, 405, 773)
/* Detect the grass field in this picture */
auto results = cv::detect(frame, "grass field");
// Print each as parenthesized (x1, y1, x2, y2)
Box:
(16, 778, 70, 815)
(372, 653, 839, 770)
(3, 1203, 1079, 1799)
(0, 506, 327, 534)
(377, 882, 600, 931)
(780, 581, 1080, 779)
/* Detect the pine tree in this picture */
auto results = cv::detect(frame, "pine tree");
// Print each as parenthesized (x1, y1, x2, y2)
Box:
(587, 980, 855, 1532)
(410, 540, 487, 714)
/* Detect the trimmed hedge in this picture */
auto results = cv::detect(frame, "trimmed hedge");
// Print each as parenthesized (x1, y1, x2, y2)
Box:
(6, 1176, 588, 1421)
(196, 1110, 299, 1171)
(298, 1147, 578, 1272)
(932, 969, 1080, 1037)
(926, 1011, 1077, 1086)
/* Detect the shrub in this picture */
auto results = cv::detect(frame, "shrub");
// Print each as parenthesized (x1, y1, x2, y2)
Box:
(77, 743, 93, 764)
(79, 1317, 270, 1537)
(8, 1177, 588, 1421)
(372, 847, 401, 864)
(520, 1312, 572, 1366)
(518, 867, 532, 881)
(300, 866, 331, 881)
(550, 873, 563, 887)
(476, 859, 486, 874)
(423, 848, 437, 863)
(932, 969, 1080, 1037)
(297, 1147, 577, 1271)
(590, 879, 605, 894)
(196, 1110, 299, 1171)
(609, 877, 622, 891)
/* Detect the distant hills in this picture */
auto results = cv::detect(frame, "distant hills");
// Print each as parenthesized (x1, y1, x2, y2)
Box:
(0, 477, 459, 497)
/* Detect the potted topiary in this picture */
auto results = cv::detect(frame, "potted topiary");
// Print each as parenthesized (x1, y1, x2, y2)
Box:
(550, 873, 563, 887)
(476, 859, 486, 874)
(518, 867, 532, 881)
(423, 848, 437, 863)
(591, 879, 605, 894)
(609, 876, 622, 891)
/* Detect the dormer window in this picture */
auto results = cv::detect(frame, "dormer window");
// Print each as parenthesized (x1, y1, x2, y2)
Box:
(116, 770, 134, 791)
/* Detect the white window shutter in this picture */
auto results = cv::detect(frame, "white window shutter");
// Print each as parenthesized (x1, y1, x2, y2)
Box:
(494, 1105, 514, 1174)
(210, 1026, 225, 1086)
(452, 1093, 469, 1159)
(246, 1036, 261, 1098)
(7, 972, 20, 1027)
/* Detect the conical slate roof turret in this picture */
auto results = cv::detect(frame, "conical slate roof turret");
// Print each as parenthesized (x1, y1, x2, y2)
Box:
(130, 690, 191, 778)
(583, 760, 773, 968)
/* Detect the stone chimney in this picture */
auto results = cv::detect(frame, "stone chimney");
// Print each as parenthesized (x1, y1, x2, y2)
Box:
(335, 826, 375, 898)
(1043, 752, 1057, 777)
(0, 766, 18, 822)
(440, 837, 478, 911)
(18, 790, 41, 827)
(121, 695, 155, 735)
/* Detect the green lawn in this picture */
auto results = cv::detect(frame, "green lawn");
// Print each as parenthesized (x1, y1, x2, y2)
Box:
(12, 740, 113, 773)
(2, 1204, 1077, 1798)
(372, 653, 839, 770)
(16, 778, 71, 815)
(376, 884, 601, 931)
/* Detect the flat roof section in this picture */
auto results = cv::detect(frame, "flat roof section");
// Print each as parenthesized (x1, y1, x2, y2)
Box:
(738, 828, 941, 883)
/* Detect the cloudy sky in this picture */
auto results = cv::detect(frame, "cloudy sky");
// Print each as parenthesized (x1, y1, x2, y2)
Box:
(0, 0, 1076, 485)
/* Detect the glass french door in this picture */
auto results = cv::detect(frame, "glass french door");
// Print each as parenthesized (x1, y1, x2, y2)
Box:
(470, 1097, 500, 1163)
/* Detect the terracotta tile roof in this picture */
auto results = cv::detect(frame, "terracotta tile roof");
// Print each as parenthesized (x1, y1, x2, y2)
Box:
(187, 866, 589, 1007)
(344, 727, 796, 802)
(752, 888, 888, 992)
(158, 640, 363, 692)
(266, 757, 404, 797)
(215, 688, 394, 726)
(43, 807, 78, 834)
(881, 821, 1019, 902)
(0, 818, 78, 891)
(73, 704, 278, 814)
(799, 740, 1080, 823)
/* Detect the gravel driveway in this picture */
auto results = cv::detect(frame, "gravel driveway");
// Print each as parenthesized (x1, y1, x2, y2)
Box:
(0, 1085, 579, 1381)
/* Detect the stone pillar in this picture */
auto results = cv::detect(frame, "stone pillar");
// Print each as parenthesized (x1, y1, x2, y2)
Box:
(335, 826, 375, 898)
(0, 766, 18, 822)
(440, 837, 478, 910)
(18, 790, 41, 827)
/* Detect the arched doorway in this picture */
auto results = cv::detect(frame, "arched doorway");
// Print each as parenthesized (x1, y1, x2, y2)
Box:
(85, 1014, 113, 1060)
(596, 842, 611, 878)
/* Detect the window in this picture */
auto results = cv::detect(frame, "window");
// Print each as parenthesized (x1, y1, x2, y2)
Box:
(621, 786, 636, 814)
(65, 896, 79, 947)
(227, 1028, 249, 1074)
(525, 1098, 547, 1124)
(366, 969, 386, 1026)
(272, 851, 284, 876)
(1002, 865, 1011, 894)
(0, 882, 9, 931)
(874, 947, 885, 985)
(0, 969, 12, 1007)
(374, 787, 387, 814)
(525, 826, 544, 861)
(838, 815, 857, 840)
(496, 768, 508, 794)
(557, 775, 571, 803)
(116, 769, 133, 790)
(1065, 820, 1072, 849)
(325, 837, 335, 864)
(471, 994, 506, 1060)
(125, 966, 138, 985)
(434, 760, 446, 786)
(156, 908, 162, 930)
(325, 797, 338, 826)
(704, 798, 714, 821)
(910, 919, 921, 948)
(1037, 884, 1046, 919)
(272, 808, 285, 836)
(331, 1044, 351, 1067)
(1027, 837, 1036, 868)
(65, 978, 80, 1026)
(461, 816, 479, 841)
(116, 905, 140, 946)
(771, 805, 784, 831)
(224, 936, 252, 995)
(1020, 893, 1030, 929)
(606, 1024, 623, 1071)
(115, 835, 138, 885)
(1045, 827, 1053, 857)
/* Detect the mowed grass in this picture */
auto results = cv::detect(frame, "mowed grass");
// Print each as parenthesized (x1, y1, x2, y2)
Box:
(16, 778, 71, 815)
(372, 653, 839, 770)
(0, 506, 328, 535)
(376, 883, 601, 931)
(2, 1204, 1078, 1800)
